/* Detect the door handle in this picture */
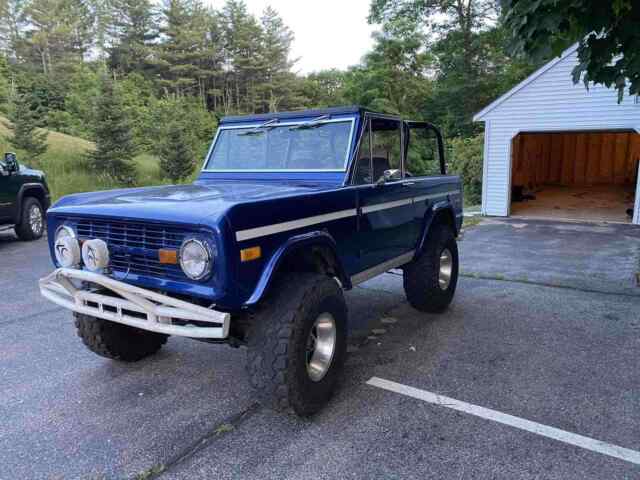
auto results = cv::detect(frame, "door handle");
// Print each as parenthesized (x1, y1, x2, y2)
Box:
(403, 182, 415, 186)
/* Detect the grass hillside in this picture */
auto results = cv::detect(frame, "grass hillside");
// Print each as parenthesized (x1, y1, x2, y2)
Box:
(0, 117, 165, 202)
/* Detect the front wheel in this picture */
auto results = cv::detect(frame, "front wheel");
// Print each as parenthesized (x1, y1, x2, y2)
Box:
(403, 223, 459, 313)
(74, 313, 168, 362)
(246, 273, 348, 416)
(15, 197, 44, 241)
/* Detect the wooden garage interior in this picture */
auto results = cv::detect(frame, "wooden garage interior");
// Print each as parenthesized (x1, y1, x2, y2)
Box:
(510, 131, 640, 223)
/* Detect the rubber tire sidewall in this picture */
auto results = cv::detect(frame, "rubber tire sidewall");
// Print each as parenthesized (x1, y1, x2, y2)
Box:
(15, 197, 44, 241)
(403, 223, 459, 313)
(246, 273, 348, 417)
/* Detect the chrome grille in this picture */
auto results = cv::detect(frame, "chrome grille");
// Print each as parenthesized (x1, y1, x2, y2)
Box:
(74, 218, 191, 280)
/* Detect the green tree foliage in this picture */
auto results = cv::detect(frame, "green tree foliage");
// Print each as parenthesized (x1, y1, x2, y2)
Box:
(148, 95, 214, 160)
(366, 0, 542, 137)
(46, 64, 100, 137)
(448, 133, 484, 205)
(501, 0, 640, 101)
(21, 0, 94, 75)
(257, 6, 298, 112)
(0, 0, 553, 204)
(299, 70, 347, 107)
(158, 120, 196, 181)
(0, 54, 10, 111)
(88, 75, 137, 183)
(342, 25, 432, 116)
(108, 0, 158, 75)
(5, 91, 49, 161)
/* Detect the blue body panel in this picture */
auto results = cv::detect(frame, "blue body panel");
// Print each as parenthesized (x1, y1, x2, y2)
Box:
(45, 107, 463, 311)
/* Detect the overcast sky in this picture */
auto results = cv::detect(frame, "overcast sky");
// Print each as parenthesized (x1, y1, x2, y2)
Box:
(205, 0, 378, 74)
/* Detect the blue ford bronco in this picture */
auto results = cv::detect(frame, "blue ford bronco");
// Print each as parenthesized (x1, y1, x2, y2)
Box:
(40, 106, 462, 416)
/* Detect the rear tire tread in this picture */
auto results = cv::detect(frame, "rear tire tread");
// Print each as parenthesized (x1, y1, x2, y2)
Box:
(404, 223, 459, 313)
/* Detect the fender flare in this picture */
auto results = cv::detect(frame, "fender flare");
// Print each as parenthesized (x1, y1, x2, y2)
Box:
(14, 183, 48, 224)
(415, 201, 459, 257)
(244, 230, 351, 306)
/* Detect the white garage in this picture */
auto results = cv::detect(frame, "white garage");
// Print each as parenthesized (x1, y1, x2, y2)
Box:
(474, 44, 640, 225)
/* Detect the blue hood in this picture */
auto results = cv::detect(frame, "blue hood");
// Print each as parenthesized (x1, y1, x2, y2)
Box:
(48, 181, 332, 225)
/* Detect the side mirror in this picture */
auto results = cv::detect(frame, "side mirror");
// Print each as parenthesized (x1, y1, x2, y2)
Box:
(375, 169, 401, 186)
(4, 152, 18, 174)
(384, 169, 401, 181)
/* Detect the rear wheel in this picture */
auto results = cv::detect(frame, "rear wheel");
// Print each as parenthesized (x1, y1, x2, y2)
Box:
(246, 273, 347, 416)
(74, 313, 168, 362)
(403, 223, 459, 313)
(15, 197, 44, 241)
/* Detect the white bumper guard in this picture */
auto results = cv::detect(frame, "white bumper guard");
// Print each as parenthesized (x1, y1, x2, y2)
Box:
(39, 268, 230, 339)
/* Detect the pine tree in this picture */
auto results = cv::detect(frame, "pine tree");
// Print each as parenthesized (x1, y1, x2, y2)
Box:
(158, 0, 208, 96)
(88, 74, 137, 183)
(0, 54, 10, 111)
(158, 120, 195, 182)
(108, 0, 158, 75)
(222, 0, 264, 113)
(5, 92, 48, 162)
(258, 6, 296, 112)
(22, 0, 95, 75)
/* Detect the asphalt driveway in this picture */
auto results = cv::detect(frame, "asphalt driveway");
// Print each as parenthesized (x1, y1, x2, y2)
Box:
(1, 219, 639, 480)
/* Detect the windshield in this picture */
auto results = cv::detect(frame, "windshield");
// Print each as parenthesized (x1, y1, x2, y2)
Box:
(204, 119, 354, 171)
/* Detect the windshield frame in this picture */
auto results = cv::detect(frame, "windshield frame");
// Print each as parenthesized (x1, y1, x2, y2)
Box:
(201, 117, 357, 173)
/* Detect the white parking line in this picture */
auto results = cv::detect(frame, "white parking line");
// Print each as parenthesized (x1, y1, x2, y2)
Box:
(367, 377, 640, 466)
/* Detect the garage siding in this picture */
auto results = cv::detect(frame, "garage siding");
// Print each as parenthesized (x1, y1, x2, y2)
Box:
(477, 46, 640, 218)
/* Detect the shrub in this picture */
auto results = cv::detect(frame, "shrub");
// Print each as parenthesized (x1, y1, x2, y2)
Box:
(448, 133, 484, 206)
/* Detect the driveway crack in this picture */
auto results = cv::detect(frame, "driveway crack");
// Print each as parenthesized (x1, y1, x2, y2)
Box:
(131, 403, 261, 480)
(461, 273, 640, 298)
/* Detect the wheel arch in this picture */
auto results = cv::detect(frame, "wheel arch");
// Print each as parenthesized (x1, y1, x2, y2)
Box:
(415, 202, 459, 257)
(244, 230, 351, 307)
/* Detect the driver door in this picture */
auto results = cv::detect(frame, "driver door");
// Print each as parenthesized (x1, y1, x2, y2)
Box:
(0, 162, 14, 222)
(354, 115, 417, 270)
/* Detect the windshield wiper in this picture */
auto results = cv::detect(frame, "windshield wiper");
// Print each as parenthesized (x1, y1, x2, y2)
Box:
(289, 115, 331, 131)
(238, 118, 279, 136)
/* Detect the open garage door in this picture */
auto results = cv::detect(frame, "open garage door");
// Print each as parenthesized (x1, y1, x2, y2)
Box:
(510, 131, 640, 223)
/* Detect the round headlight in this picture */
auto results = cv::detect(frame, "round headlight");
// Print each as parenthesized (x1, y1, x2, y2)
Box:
(54, 225, 81, 268)
(179, 239, 213, 280)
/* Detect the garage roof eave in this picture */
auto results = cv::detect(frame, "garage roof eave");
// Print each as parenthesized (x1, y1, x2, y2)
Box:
(473, 43, 580, 122)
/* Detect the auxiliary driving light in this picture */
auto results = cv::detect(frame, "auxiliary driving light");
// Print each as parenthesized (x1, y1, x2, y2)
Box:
(81, 239, 110, 272)
(54, 225, 81, 268)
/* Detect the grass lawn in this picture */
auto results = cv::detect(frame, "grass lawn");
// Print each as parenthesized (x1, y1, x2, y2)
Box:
(0, 117, 166, 202)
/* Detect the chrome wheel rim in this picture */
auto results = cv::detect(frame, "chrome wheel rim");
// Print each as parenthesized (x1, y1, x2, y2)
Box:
(306, 312, 337, 382)
(29, 205, 43, 235)
(438, 248, 453, 290)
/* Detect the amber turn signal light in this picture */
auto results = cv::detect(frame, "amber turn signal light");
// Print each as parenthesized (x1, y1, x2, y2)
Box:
(158, 249, 178, 264)
(240, 246, 261, 262)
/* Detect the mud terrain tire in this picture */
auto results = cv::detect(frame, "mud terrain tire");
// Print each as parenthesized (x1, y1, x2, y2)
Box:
(403, 223, 459, 313)
(246, 273, 347, 416)
(74, 313, 168, 362)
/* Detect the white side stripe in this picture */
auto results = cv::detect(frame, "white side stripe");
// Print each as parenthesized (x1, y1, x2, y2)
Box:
(362, 198, 413, 214)
(234, 189, 461, 242)
(413, 189, 461, 203)
(367, 377, 640, 466)
(235, 208, 357, 241)
(351, 251, 415, 285)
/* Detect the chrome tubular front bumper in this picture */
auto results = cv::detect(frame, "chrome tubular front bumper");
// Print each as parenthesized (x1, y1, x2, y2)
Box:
(39, 268, 230, 339)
